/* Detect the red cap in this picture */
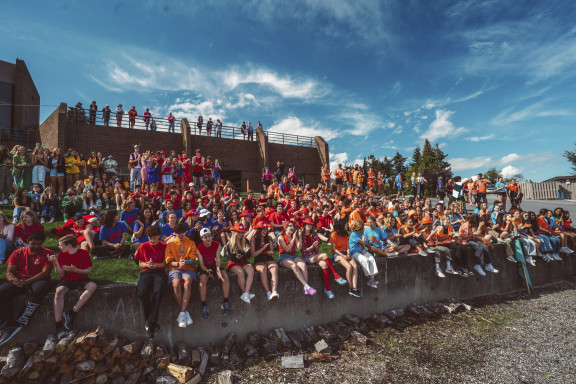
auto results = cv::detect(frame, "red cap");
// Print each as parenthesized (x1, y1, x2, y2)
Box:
(302, 218, 315, 226)
(253, 222, 270, 230)
(230, 223, 247, 232)
(420, 216, 432, 225)
(184, 210, 199, 219)
(239, 210, 254, 218)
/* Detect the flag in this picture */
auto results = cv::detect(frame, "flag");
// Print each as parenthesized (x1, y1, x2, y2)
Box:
(512, 228, 533, 294)
(452, 182, 464, 200)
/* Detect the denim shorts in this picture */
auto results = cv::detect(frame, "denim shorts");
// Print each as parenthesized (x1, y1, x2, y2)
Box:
(278, 252, 299, 264)
(50, 169, 65, 177)
(168, 269, 197, 283)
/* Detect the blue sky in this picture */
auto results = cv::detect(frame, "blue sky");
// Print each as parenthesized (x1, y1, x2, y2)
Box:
(2, 0, 575, 181)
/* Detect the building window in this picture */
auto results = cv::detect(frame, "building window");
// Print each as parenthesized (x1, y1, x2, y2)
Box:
(0, 81, 13, 129)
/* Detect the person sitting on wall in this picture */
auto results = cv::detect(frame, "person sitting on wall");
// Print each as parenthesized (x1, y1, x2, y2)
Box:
(134, 225, 167, 339)
(48, 234, 97, 338)
(0, 231, 53, 345)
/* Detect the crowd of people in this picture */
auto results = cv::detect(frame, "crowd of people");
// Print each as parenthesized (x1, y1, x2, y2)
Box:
(0, 146, 574, 344)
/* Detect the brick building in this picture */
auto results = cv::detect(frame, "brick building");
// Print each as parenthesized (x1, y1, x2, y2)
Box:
(0, 59, 39, 147)
(39, 103, 330, 191)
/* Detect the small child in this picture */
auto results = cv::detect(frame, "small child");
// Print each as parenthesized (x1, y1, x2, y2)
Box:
(29, 183, 43, 215)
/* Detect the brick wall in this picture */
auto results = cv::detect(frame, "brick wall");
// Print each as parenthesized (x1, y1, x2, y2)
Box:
(39, 105, 328, 191)
(13, 59, 40, 129)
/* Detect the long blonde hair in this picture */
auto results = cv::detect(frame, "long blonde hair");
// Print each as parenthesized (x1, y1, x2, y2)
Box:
(228, 231, 247, 253)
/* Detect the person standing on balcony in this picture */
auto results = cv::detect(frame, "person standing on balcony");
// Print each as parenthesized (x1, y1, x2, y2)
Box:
(197, 116, 203, 135)
(215, 119, 222, 137)
(241, 121, 247, 140)
(206, 118, 213, 136)
(128, 106, 137, 129)
(143, 108, 152, 130)
(247, 121, 254, 141)
(257, 121, 263, 131)
(89, 101, 97, 125)
(167, 113, 175, 133)
(115, 104, 124, 128)
(102, 105, 111, 128)
(275, 161, 285, 181)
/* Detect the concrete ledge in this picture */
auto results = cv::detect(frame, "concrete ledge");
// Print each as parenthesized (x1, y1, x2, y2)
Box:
(11, 246, 576, 347)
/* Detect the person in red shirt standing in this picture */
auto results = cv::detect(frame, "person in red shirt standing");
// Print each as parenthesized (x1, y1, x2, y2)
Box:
(134, 226, 167, 339)
(0, 231, 53, 345)
(48, 234, 97, 338)
(128, 106, 137, 129)
(191, 149, 205, 190)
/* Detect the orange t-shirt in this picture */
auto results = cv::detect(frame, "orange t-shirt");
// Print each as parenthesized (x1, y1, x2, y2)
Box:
(334, 168, 344, 179)
(329, 232, 349, 253)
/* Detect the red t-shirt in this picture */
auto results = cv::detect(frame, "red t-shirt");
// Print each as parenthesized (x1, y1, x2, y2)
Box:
(7, 247, 53, 280)
(15, 224, 45, 243)
(317, 215, 333, 229)
(58, 249, 92, 281)
(197, 241, 220, 267)
(134, 241, 167, 272)
(269, 212, 289, 227)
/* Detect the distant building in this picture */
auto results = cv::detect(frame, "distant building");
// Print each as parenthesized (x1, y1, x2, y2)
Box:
(542, 176, 576, 184)
(0, 59, 40, 132)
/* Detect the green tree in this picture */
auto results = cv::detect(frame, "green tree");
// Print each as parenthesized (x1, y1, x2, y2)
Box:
(391, 151, 407, 175)
(563, 144, 576, 174)
(484, 167, 501, 182)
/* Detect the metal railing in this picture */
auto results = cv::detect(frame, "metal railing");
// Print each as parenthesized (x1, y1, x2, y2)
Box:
(67, 107, 182, 133)
(0, 126, 37, 148)
(66, 104, 317, 147)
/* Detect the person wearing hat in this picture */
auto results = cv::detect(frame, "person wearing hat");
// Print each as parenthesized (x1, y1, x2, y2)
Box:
(165, 223, 198, 327)
(301, 218, 347, 299)
(222, 223, 255, 303)
(250, 222, 279, 301)
(196, 228, 231, 319)
(129, 145, 142, 191)
(278, 220, 317, 296)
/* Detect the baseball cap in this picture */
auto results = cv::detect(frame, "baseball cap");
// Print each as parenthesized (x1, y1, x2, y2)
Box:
(200, 228, 211, 237)
(199, 209, 210, 218)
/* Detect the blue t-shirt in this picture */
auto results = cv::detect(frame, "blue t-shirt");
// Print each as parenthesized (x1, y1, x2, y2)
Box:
(211, 220, 226, 232)
(348, 231, 364, 255)
(448, 214, 462, 230)
(382, 227, 398, 241)
(99, 221, 129, 248)
(133, 221, 150, 243)
(162, 209, 182, 222)
(120, 208, 140, 230)
(495, 182, 506, 193)
(364, 227, 385, 249)
(161, 223, 177, 238)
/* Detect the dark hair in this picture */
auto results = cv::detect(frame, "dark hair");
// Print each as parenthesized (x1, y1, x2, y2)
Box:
(139, 206, 157, 223)
(28, 231, 46, 243)
(175, 223, 188, 234)
(101, 210, 118, 228)
(333, 219, 348, 238)
(146, 226, 162, 237)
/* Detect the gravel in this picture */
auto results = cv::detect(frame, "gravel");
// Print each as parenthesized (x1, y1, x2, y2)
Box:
(204, 277, 576, 384)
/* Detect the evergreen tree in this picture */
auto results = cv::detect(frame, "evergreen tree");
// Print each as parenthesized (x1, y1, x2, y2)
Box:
(563, 143, 576, 174)
(391, 151, 407, 175)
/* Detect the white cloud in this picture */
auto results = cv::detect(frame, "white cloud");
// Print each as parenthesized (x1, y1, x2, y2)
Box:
(224, 93, 257, 109)
(221, 69, 322, 99)
(330, 152, 349, 171)
(450, 156, 493, 172)
(420, 110, 467, 141)
(381, 140, 398, 150)
(491, 99, 571, 126)
(501, 165, 522, 178)
(466, 134, 496, 142)
(268, 117, 339, 141)
(499, 153, 520, 164)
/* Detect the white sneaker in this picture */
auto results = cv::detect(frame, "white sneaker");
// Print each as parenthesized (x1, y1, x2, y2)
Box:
(116, 205, 121, 211)
(435, 268, 445, 278)
(445, 266, 457, 275)
(240, 292, 251, 303)
(474, 264, 486, 276)
(526, 257, 536, 266)
(49, 217, 55, 223)
(40, 218, 45, 224)
(266, 292, 272, 301)
(177, 313, 186, 328)
(484, 264, 499, 273)
(270, 291, 279, 301)
(543, 254, 552, 262)
(560, 247, 573, 254)
(249, 293, 256, 300)
(185, 311, 193, 326)
(387, 251, 399, 257)
(551, 253, 562, 261)
(418, 250, 427, 257)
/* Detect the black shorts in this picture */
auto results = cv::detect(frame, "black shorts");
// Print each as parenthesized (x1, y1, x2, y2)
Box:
(496, 192, 507, 197)
(198, 265, 225, 277)
(254, 254, 274, 264)
(56, 279, 92, 290)
(335, 178, 343, 185)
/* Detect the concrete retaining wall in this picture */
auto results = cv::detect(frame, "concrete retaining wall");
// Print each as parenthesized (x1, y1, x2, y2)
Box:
(11, 246, 576, 347)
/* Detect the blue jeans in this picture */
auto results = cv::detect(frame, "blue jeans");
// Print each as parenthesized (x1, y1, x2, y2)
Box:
(41, 205, 56, 218)
(0, 237, 14, 262)
(557, 190, 565, 200)
(168, 122, 175, 132)
(13, 206, 26, 223)
(32, 165, 46, 187)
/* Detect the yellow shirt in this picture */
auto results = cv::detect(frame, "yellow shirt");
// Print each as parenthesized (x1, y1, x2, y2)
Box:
(165, 237, 197, 271)
(65, 156, 80, 174)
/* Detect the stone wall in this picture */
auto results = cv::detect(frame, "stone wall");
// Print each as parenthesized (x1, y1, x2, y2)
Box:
(11, 246, 575, 347)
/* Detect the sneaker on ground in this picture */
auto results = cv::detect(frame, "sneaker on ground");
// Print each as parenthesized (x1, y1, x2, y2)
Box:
(456, 268, 468, 277)
(349, 289, 362, 298)
(435, 268, 445, 278)
(387, 251, 400, 257)
(0, 325, 22, 346)
(249, 293, 256, 300)
(185, 311, 193, 326)
(270, 291, 279, 301)
(62, 310, 75, 331)
(240, 292, 251, 303)
(474, 264, 486, 276)
(484, 264, 499, 273)
(335, 277, 348, 285)
(506, 255, 517, 263)
(202, 306, 209, 320)
(418, 250, 428, 257)
(49, 217, 55, 224)
(221, 302, 231, 315)
(177, 313, 186, 328)
(266, 292, 272, 301)
(40, 218, 45, 224)
(324, 289, 335, 299)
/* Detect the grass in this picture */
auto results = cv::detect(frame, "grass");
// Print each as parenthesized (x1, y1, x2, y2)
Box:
(0, 205, 336, 285)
